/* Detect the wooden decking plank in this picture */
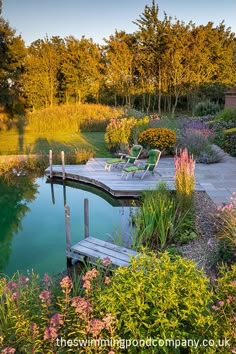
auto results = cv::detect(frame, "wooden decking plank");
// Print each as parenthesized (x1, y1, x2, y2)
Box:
(77, 239, 136, 261)
(70, 244, 129, 267)
(86, 236, 137, 256)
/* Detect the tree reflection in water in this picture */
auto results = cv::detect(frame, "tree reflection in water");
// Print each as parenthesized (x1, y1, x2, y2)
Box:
(0, 176, 38, 271)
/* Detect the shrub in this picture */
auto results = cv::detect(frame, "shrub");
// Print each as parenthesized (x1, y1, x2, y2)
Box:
(212, 264, 236, 351)
(0, 267, 116, 353)
(214, 108, 236, 125)
(193, 100, 221, 116)
(215, 192, 236, 265)
(133, 183, 195, 249)
(222, 128, 236, 156)
(175, 148, 195, 210)
(93, 252, 214, 350)
(104, 117, 136, 151)
(138, 127, 176, 152)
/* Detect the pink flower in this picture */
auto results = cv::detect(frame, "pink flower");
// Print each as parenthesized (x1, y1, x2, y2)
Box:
(83, 279, 91, 290)
(6, 281, 17, 291)
(87, 319, 105, 337)
(218, 301, 224, 307)
(12, 292, 18, 301)
(104, 276, 111, 284)
(43, 326, 58, 342)
(82, 269, 99, 281)
(60, 276, 73, 292)
(103, 313, 116, 330)
(231, 349, 236, 353)
(43, 273, 51, 287)
(1, 348, 16, 354)
(39, 290, 51, 304)
(212, 305, 219, 311)
(50, 313, 64, 327)
(102, 257, 112, 267)
(71, 296, 92, 315)
(19, 276, 29, 285)
(108, 351, 115, 354)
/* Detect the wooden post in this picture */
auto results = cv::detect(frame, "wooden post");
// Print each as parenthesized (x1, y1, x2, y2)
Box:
(63, 182, 67, 206)
(50, 182, 55, 205)
(61, 151, 65, 180)
(65, 205, 72, 265)
(49, 149, 53, 178)
(84, 198, 89, 238)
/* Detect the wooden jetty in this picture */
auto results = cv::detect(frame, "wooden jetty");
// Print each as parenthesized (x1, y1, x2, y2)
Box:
(45, 150, 204, 198)
(65, 199, 137, 267)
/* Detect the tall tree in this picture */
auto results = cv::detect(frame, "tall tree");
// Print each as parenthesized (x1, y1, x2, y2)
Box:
(134, 0, 169, 113)
(62, 36, 103, 104)
(23, 37, 62, 109)
(0, 17, 26, 114)
(104, 31, 137, 106)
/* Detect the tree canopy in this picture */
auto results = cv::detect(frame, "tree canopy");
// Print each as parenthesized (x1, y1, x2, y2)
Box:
(0, 0, 236, 114)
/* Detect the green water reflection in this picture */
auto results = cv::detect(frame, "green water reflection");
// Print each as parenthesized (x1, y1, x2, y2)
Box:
(0, 176, 136, 277)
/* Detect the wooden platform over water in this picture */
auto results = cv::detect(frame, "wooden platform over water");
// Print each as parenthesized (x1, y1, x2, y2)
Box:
(45, 158, 204, 197)
(69, 236, 137, 267)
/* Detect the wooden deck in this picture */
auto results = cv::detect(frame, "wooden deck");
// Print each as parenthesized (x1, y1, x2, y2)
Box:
(45, 158, 204, 197)
(69, 236, 137, 267)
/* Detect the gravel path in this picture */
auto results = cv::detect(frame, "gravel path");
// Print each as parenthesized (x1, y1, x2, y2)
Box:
(181, 191, 218, 279)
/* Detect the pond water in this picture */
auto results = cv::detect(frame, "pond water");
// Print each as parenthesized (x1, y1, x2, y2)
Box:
(0, 176, 136, 277)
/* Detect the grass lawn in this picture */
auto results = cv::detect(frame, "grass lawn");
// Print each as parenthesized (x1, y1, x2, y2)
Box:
(0, 130, 111, 157)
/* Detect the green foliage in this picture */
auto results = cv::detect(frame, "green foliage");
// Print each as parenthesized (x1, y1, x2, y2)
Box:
(138, 127, 176, 152)
(104, 117, 136, 151)
(133, 183, 194, 249)
(222, 128, 236, 156)
(212, 264, 236, 350)
(215, 108, 236, 124)
(193, 100, 221, 116)
(94, 252, 214, 351)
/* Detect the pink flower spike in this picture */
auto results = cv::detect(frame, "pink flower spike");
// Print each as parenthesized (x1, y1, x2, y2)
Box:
(218, 301, 224, 306)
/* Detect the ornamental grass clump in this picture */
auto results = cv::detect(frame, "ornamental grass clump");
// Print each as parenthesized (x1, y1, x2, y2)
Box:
(216, 192, 236, 265)
(175, 148, 195, 210)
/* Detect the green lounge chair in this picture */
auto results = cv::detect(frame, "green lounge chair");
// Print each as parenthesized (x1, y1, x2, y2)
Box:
(104, 145, 143, 172)
(121, 149, 161, 179)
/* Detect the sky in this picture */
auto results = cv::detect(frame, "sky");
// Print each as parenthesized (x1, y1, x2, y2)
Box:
(2, 0, 236, 46)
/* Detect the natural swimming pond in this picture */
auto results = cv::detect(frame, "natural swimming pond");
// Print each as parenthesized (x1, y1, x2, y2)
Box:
(0, 176, 136, 277)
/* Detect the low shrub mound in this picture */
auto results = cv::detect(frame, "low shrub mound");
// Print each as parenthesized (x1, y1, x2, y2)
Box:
(93, 252, 214, 344)
(138, 127, 176, 152)
(222, 128, 236, 156)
